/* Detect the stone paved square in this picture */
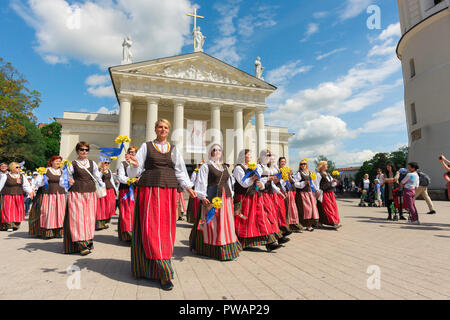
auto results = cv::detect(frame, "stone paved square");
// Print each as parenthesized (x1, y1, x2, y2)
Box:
(1, 198, 449, 300)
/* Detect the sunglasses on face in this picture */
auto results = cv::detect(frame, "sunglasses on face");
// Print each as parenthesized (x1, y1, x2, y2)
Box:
(300, 163, 306, 166)
(15, 166, 20, 169)
(104, 162, 110, 165)
(79, 148, 89, 152)
(212, 149, 222, 152)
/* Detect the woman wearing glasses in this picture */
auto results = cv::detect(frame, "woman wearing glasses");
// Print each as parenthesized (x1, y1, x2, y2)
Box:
(127, 119, 196, 291)
(30, 156, 66, 238)
(0, 162, 34, 231)
(315, 161, 341, 230)
(96, 160, 118, 230)
(233, 149, 281, 252)
(294, 159, 319, 232)
(60, 141, 105, 255)
(117, 146, 138, 241)
(189, 144, 242, 261)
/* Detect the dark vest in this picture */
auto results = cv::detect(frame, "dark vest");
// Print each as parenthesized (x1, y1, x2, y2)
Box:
(233, 164, 257, 196)
(43, 169, 65, 195)
(101, 170, 114, 190)
(320, 172, 335, 193)
(207, 163, 232, 198)
(1, 174, 24, 195)
(119, 161, 129, 190)
(70, 160, 96, 193)
(296, 172, 312, 193)
(138, 142, 179, 188)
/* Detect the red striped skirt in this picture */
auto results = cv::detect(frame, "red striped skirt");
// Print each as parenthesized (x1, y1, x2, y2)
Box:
(286, 191, 300, 225)
(68, 191, 97, 242)
(97, 188, 116, 220)
(199, 194, 238, 246)
(1, 194, 25, 223)
(320, 192, 340, 224)
(177, 192, 186, 212)
(235, 193, 274, 238)
(260, 192, 280, 234)
(299, 191, 319, 220)
(40, 193, 66, 229)
(139, 187, 177, 260)
(272, 193, 287, 228)
(119, 188, 135, 232)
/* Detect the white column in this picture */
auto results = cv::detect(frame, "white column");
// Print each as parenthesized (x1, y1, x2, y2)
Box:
(118, 95, 132, 162)
(172, 99, 185, 154)
(210, 103, 222, 146)
(255, 108, 266, 156)
(233, 106, 244, 163)
(145, 97, 159, 141)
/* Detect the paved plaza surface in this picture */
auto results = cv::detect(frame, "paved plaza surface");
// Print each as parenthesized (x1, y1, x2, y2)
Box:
(1, 198, 449, 300)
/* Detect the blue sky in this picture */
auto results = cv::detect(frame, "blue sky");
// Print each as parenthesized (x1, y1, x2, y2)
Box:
(1, 0, 408, 167)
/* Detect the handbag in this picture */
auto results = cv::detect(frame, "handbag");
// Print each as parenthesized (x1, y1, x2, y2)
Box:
(75, 160, 107, 198)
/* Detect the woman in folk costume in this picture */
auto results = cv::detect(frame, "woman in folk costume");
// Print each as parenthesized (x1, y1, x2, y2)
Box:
(186, 161, 204, 224)
(60, 141, 105, 255)
(259, 150, 290, 244)
(0, 162, 34, 232)
(269, 156, 291, 236)
(30, 156, 66, 238)
(95, 159, 118, 230)
(117, 146, 138, 241)
(233, 149, 281, 252)
(294, 159, 319, 232)
(189, 144, 242, 261)
(127, 119, 196, 291)
(314, 161, 341, 230)
(278, 157, 302, 232)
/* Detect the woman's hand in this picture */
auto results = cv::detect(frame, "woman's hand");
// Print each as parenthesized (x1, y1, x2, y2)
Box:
(256, 181, 263, 189)
(69, 179, 75, 186)
(202, 198, 210, 206)
(251, 175, 259, 181)
(129, 156, 139, 168)
(187, 188, 197, 198)
(272, 177, 280, 184)
(28, 191, 35, 200)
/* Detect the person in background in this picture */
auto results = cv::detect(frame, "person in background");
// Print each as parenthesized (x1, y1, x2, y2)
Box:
(25, 175, 34, 214)
(415, 169, 436, 215)
(362, 174, 370, 193)
(400, 162, 420, 224)
(374, 179, 382, 207)
(376, 168, 385, 206)
(0, 163, 8, 175)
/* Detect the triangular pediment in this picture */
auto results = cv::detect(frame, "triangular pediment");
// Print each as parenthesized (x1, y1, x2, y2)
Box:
(109, 52, 276, 90)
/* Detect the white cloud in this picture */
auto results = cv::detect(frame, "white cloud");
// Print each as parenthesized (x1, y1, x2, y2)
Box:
(301, 23, 319, 42)
(266, 60, 312, 85)
(11, 0, 193, 68)
(379, 23, 401, 41)
(87, 85, 115, 98)
(359, 101, 406, 133)
(85, 74, 110, 87)
(339, 0, 374, 20)
(316, 48, 347, 61)
(313, 11, 329, 19)
(96, 105, 119, 114)
(237, 6, 277, 37)
(85, 74, 114, 98)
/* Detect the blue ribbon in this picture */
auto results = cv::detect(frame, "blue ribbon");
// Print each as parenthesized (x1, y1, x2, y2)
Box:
(99, 142, 125, 158)
(43, 173, 49, 190)
(122, 184, 135, 202)
(206, 206, 216, 224)
(309, 178, 316, 193)
(241, 169, 261, 183)
(276, 171, 292, 190)
(62, 164, 70, 190)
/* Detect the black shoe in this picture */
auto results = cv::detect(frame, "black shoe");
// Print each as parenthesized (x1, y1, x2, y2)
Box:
(283, 230, 293, 237)
(399, 215, 407, 220)
(161, 281, 174, 291)
(265, 243, 282, 252)
(278, 237, 290, 244)
(387, 215, 392, 220)
(427, 210, 436, 215)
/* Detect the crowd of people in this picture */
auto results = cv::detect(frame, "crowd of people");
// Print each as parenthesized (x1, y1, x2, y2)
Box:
(0, 118, 344, 291)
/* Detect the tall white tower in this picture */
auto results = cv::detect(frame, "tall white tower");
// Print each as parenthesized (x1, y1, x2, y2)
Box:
(396, 0, 450, 189)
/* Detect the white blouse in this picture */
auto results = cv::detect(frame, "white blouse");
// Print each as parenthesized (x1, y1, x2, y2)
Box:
(0, 173, 33, 194)
(127, 141, 193, 190)
(316, 172, 337, 191)
(233, 164, 265, 190)
(195, 161, 235, 200)
(59, 159, 105, 189)
(190, 170, 198, 185)
(34, 168, 62, 189)
(99, 169, 118, 194)
(293, 171, 308, 189)
(259, 164, 282, 195)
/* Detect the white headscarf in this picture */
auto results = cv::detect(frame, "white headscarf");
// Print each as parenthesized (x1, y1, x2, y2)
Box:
(208, 143, 223, 163)
(259, 150, 271, 166)
(236, 149, 249, 165)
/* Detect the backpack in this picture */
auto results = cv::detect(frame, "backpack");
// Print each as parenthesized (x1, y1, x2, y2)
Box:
(418, 171, 431, 187)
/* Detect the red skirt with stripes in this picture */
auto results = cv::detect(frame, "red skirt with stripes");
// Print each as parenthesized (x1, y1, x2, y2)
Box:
(177, 192, 186, 213)
(235, 193, 274, 239)
(1, 194, 25, 223)
(320, 192, 340, 224)
(272, 193, 287, 228)
(260, 192, 280, 234)
(119, 188, 135, 232)
(139, 187, 178, 260)
(286, 191, 300, 225)
(40, 193, 66, 229)
(199, 194, 238, 246)
(68, 191, 97, 242)
(96, 188, 116, 220)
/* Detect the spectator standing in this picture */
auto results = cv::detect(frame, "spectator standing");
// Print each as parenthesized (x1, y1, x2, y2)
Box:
(400, 162, 420, 224)
(415, 169, 436, 214)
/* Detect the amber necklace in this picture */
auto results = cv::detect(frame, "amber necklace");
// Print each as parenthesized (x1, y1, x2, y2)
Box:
(153, 139, 170, 154)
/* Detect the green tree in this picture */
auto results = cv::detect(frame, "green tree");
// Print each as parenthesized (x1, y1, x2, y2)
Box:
(0, 57, 41, 147)
(314, 155, 336, 174)
(40, 121, 62, 160)
(1, 116, 46, 169)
